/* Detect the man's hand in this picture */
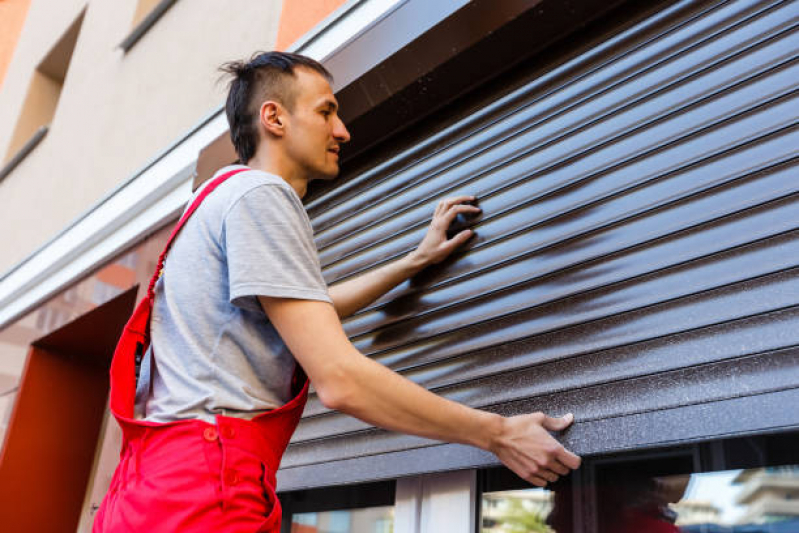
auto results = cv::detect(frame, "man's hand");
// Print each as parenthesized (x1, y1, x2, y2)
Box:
(328, 195, 481, 317)
(490, 413, 581, 487)
(408, 196, 481, 268)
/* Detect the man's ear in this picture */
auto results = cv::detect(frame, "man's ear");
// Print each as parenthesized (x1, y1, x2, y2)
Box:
(260, 101, 285, 138)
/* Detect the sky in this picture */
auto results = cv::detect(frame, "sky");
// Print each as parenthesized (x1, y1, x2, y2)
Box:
(683, 469, 746, 525)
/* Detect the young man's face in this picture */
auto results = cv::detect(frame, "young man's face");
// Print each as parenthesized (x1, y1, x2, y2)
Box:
(283, 67, 350, 180)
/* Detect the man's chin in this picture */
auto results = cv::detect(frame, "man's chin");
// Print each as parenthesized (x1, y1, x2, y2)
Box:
(311, 166, 340, 181)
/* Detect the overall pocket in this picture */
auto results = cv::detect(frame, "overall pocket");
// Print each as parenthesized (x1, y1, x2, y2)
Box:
(259, 462, 282, 530)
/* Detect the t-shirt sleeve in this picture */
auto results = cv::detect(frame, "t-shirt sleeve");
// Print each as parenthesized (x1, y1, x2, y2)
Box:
(223, 183, 332, 313)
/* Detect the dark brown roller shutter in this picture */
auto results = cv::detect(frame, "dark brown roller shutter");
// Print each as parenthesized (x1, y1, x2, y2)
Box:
(278, 0, 799, 490)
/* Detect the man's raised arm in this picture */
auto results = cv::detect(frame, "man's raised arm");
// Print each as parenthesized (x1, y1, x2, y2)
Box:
(258, 295, 581, 487)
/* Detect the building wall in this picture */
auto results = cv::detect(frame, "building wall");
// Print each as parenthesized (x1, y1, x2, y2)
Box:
(0, 225, 168, 464)
(0, 0, 340, 452)
(2, 0, 796, 530)
(0, 0, 284, 274)
(0, 1, 348, 528)
(0, 0, 281, 487)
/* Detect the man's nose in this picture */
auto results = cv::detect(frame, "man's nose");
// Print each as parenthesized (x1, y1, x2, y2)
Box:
(333, 117, 351, 143)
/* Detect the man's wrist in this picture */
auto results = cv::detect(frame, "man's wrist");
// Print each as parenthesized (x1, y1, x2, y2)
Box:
(403, 249, 431, 275)
(476, 411, 506, 452)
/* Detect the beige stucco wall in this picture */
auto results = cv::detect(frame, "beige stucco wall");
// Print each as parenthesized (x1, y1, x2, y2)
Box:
(0, 0, 284, 274)
(0, 1, 360, 528)
(0, 2, 285, 520)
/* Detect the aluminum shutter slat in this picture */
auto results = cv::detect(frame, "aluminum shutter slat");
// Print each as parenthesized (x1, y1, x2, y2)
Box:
(306, 0, 787, 226)
(283, 0, 799, 483)
(322, 63, 799, 279)
(286, 343, 799, 468)
(342, 139, 798, 337)
(302, 222, 799, 420)
(313, 0, 796, 255)
(298, 303, 799, 443)
(349, 194, 799, 357)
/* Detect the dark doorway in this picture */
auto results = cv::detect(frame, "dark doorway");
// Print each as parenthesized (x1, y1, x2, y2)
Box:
(0, 286, 137, 532)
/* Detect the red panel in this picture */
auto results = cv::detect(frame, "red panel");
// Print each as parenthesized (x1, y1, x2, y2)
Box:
(0, 287, 137, 532)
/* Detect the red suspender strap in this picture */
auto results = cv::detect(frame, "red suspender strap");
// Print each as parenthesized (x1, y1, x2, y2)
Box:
(146, 167, 249, 301)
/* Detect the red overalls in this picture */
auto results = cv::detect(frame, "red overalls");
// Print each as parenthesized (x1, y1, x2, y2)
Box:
(93, 168, 308, 532)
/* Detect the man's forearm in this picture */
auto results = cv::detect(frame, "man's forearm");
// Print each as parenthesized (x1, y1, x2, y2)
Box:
(325, 352, 580, 488)
(324, 347, 503, 452)
(260, 296, 580, 487)
(328, 252, 427, 318)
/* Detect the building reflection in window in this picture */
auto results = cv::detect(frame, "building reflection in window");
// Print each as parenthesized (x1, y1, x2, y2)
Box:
(481, 465, 799, 532)
(482, 487, 555, 532)
(679, 466, 799, 532)
(290, 506, 394, 533)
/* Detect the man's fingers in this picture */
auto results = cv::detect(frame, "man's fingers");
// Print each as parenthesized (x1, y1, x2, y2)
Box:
(438, 195, 476, 212)
(537, 469, 559, 483)
(550, 459, 570, 476)
(539, 413, 581, 471)
(557, 447, 582, 470)
(527, 474, 550, 488)
(441, 204, 481, 224)
(446, 229, 474, 248)
(540, 412, 574, 432)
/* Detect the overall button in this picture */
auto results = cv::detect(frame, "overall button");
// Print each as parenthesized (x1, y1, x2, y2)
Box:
(203, 427, 218, 441)
(221, 427, 236, 439)
(224, 470, 238, 485)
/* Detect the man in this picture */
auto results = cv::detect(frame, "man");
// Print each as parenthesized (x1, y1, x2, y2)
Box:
(95, 51, 580, 532)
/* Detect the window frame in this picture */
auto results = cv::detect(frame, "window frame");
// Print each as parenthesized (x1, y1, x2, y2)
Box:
(279, 479, 396, 533)
(0, 126, 47, 184)
(476, 429, 799, 533)
(119, 0, 179, 52)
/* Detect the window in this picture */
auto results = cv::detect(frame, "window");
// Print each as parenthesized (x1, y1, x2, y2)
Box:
(120, 0, 178, 52)
(290, 508, 394, 533)
(1, 10, 84, 181)
(479, 431, 799, 533)
(130, 0, 164, 28)
(481, 486, 554, 532)
(280, 480, 395, 533)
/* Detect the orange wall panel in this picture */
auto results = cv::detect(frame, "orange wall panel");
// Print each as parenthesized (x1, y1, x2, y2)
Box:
(0, 0, 31, 90)
(275, 0, 349, 51)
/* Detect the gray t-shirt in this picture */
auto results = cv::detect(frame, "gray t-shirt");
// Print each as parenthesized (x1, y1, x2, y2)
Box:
(137, 165, 332, 423)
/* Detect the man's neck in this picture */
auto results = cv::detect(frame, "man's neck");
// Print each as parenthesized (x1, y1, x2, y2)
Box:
(247, 152, 309, 199)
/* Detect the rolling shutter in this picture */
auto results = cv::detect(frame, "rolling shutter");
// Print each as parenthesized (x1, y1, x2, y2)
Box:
(279, 0, 799, 490)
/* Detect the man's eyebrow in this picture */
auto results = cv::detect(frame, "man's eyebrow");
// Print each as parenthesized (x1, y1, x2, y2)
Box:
(318, 98, 338, 111)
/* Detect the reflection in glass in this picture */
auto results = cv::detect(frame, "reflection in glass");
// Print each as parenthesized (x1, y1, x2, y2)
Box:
(596, 472, 689, 533)
(290, 506, 394, 533)
(480, 465, 799, 532)
(677, 466, 799, 532)
(481, 488, 555, 532)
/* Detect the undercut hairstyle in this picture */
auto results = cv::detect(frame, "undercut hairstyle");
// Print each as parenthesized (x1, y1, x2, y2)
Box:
(219, 51, 333, 164)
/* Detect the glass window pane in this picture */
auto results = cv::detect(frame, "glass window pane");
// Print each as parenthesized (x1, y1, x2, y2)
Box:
(480, 432, 799, 533)
(676, 466, 799, 531)
(290, 505, 394, 533)
(481, 487, 556, 532)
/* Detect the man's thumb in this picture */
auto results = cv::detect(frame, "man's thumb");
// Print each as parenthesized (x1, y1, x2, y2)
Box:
(541, 413, 574, 432)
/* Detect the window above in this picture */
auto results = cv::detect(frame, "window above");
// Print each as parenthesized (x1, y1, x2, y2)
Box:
(119, 0, 178, 52)
(0, 9, 84, 183)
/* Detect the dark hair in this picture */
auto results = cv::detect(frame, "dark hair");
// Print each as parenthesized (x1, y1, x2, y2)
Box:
(219, 51, 332, 164)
